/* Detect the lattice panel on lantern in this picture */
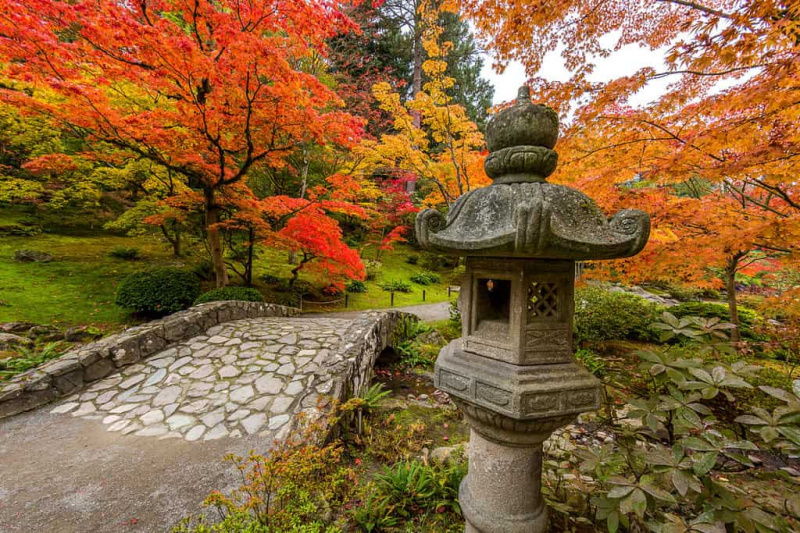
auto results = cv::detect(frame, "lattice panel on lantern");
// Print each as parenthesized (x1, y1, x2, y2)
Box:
(527, 282, 558, 319)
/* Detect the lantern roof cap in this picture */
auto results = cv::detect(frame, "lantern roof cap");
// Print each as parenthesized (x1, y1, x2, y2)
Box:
(415, 86, 650, 260)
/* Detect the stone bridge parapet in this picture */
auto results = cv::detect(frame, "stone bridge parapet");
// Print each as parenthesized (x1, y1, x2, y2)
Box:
(0, 301, 298, 419)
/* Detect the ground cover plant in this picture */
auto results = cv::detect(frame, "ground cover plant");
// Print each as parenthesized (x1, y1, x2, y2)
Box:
(171, 296, 800, 531)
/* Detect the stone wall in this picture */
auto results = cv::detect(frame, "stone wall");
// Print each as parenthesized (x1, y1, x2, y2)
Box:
(0, 301, 298, 419)
(314, 310, 418, 414)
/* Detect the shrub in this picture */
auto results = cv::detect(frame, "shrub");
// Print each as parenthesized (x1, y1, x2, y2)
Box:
(574, 287, 663, 345)
(420, 252, 457, 270)
(410, 270, 441, 285)
(346, 280, 368, 293)
(115, 268, 201, 316)
(194, 286, 264, 305)
(174, 414, 354, 533)
(670, 301, 760, 339)
(260, 273, 281, 285)
(108, 246, 141, 260)
(191, 260, 215, 282)
(267, 292, 300, 308)
(405, 254, 419, 265)
(364, 259, 382, 281)
(381, 280, 412, 293)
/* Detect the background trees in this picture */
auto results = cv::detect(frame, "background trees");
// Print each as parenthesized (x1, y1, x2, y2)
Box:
(463, 0, 800, 335)
(0, 0, 364, 287)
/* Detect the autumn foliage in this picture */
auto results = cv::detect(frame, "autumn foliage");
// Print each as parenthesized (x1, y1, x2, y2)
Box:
(0, 0, 366, 286)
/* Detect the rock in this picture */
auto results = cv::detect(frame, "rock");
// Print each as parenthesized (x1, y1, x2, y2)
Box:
(0, 333, 33, 350)
(14, 250, 52, 263)
(241, 413, 267, 435)
(430, 444, 467, 464)
(417, 330, 444, 345)
(27, 325, 63, 341)
(64, 326, 102, 343)
(0, 322, 36, 334)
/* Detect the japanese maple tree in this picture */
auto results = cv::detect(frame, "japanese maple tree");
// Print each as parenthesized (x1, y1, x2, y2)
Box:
(0, 0, 364, 286)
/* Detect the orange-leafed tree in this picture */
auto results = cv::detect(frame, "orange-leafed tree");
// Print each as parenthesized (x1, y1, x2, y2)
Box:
(0, 0, 363, 287)
(465, 0, 800, 336)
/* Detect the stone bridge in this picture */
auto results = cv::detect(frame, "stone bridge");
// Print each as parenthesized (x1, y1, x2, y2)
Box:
(0, 302, 417, 532)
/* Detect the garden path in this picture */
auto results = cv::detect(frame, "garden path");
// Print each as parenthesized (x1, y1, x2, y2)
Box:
(0, 312, 411, 532)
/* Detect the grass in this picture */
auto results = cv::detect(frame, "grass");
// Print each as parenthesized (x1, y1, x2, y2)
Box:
(0, 231, 179, 330)
(253, 244, 456, 312)
(0, 206, 457, 328)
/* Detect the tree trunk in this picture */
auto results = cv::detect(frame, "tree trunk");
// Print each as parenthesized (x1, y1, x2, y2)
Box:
(245, 227, 254, 287)
(411, 25, 423, 128)
(160, 222, 182, 257)
(725, 255, 742, 344)
(205, 190, 229, 288)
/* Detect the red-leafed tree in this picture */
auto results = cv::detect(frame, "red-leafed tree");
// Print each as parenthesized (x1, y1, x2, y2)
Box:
(0, 0, 364, 286)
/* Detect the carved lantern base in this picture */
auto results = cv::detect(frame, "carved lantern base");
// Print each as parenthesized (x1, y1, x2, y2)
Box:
(434, 258, 602, 533)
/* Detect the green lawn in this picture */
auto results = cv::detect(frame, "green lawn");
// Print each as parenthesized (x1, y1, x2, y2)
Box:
(0, 232, 178, 330)
(0, 213, 457, 328)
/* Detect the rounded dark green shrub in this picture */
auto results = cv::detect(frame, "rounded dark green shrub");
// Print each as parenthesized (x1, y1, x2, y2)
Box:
(115, 268, 201, 316)
(346, 280, 368, 293)
(410, 271, 442, 285)
(381, 280, 412, 293)
(405, 254, 419, 265)
(574, 287, 663, 345)
(195, 286, 264, 305)
(109, 246, 141, 260)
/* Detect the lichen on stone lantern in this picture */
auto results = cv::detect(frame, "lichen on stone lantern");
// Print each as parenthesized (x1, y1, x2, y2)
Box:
(415, 86, 650, 533)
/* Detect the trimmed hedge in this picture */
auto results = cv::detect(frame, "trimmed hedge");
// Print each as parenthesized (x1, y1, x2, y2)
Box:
(195, 286, 264, 305)
(115, 268, 201, 316)
(574, 287, 663, 345)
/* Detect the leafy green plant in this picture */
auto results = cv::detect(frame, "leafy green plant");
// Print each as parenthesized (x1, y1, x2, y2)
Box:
(544, 314, 798, 532)
(108, 246, 141, 260)
(346, 280, 368, 293)
(359, 383, 391, 412)
(574, 287, 663, 345)
(364, 259, 382, 281)
(115, 267, 201, 316)
(194, 286, 264, 305)
(736, 380, 800, 457)
(671, 301, 761, 340)
(410, 271, 441, 285)
(0, 342, 68, 379)
(405, 255, 419, 265)
(190, 260, 215, 282)
(174, 412, 354, 533)
(575, 348, 606, 377)
(381, 280, 412, 293)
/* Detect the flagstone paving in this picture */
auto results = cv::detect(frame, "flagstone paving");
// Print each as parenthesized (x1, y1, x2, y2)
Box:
(1, 311, 416, 533)
(50, 317, 350, 442)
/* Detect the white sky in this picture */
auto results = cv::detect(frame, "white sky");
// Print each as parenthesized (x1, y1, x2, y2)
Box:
(481, 39, 673, 107)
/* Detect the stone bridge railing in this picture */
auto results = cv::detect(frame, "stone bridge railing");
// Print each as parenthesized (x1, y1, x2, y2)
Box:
(0, 301, 298, 419)
(321, 310, 418, 404)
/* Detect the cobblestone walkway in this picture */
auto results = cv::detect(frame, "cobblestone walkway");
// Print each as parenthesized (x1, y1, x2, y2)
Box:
(49, 317, 350, 442)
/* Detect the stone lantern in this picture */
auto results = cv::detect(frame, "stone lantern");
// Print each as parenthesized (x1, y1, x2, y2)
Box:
(415, 86, 650, 533)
